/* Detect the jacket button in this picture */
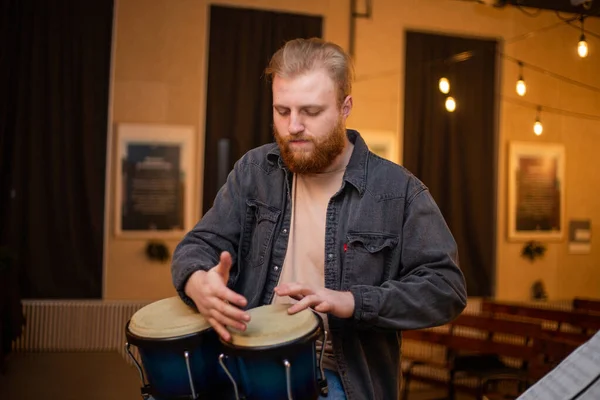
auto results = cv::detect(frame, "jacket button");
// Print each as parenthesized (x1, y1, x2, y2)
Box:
(274, 265, 279, 271)
(282, 229, 288, 234)
(327, 254, 333, 260)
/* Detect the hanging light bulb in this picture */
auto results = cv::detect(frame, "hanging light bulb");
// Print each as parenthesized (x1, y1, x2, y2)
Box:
(578, 16, 589, 58)
(534, 106, 543, 136)
(516, 61, 526, 96)
(578, 34, 588, 58)
(445, 96, 456, 112)
(516, 79, 526, 96)
(534, 120, 543, 135)
(439, 77, 450, 94)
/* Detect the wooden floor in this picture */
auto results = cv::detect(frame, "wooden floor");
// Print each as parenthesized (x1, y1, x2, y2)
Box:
(0, 352, 475, 400)
(0, 352, 140, 400)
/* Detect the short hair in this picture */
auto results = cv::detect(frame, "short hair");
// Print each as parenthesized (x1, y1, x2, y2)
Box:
(265, 38, 354, 107)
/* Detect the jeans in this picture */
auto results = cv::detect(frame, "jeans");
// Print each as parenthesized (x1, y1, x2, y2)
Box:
(146, 368, 346, 400)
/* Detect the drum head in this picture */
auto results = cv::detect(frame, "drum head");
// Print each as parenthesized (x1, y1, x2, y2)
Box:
(128, 296, 210, 339)
(227, 304, 319, 348)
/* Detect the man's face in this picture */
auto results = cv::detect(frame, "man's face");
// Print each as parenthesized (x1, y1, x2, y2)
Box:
(272, 69, 351, 174)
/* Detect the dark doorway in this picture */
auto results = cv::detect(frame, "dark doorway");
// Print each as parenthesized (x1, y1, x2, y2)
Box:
(403, 31, 498, 297)
(202, 5, 323, 214)
(0, 0, 113, 298)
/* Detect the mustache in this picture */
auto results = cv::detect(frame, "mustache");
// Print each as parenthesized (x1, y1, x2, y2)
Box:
(287, 137, 312, 142)
(272, 125, 312, 143)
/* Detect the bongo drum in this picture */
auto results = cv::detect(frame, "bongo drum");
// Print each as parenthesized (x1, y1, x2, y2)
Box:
(218, 304, 329, 400)
(125, 296, 234, 399)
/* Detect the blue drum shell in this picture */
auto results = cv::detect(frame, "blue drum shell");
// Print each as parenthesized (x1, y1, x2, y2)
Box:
(126, 321, 235, 400)
(221, 326, 322, 400)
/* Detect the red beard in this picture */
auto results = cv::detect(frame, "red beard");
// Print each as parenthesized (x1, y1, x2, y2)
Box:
(274, 118, 346, 174)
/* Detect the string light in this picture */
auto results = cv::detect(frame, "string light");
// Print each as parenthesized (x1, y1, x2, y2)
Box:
(501, 53, 600, 93)
(439, 77, 450, 94)
(433, 35, 600, 127)
(534, 106, 543, 136)
(445, 96, 456, 112)
(516, 61, 526, 96)
(503, 96, 600, 121)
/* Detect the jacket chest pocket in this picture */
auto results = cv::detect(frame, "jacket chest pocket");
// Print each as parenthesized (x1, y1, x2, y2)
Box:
(240, 199, 281, 268)
(342, 232, 399, 287)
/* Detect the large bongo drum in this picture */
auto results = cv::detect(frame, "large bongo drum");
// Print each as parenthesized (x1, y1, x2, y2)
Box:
(218, 304, 329, 400)
(125, 296, 233, 399)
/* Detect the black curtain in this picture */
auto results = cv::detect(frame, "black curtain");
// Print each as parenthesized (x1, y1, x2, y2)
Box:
(203, 5, 323, 214)
(0, 0, 113, 298)
(403, 31, 497, 297)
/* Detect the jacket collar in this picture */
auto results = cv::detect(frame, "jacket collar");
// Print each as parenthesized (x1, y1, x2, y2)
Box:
(267, 129, 368, 195)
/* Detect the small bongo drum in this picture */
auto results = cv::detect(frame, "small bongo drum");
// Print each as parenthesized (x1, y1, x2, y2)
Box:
(218, 304, 329, 400)
(125, 296, 233, 399)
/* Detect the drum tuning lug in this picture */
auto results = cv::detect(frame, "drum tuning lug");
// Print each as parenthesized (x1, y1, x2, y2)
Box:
(140, 384, 152, 399)
(219, 353, 241, 400)
(125, 342, 148, 389)
(318, 330, 328, 381)
(183, 351, 198, 399)
(284, 359, 293, 400)
(318, 329, 329, 397)
(319, 378, 329, 397)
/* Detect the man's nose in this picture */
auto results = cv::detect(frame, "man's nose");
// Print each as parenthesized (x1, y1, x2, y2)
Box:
(288, 113, 305, 135)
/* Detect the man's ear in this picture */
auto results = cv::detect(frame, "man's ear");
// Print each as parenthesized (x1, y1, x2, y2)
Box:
(342, 95, 353, 119)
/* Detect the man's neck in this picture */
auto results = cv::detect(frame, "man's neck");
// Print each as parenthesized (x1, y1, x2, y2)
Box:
(320, 137, 354, 174)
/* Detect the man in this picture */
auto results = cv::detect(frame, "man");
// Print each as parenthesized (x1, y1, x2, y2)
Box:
(172, 38, 467, 400)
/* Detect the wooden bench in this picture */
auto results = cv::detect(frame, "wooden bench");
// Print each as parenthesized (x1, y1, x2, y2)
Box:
(481, 300, 600, 340)
(573, 297, 600, 314)
(401, 313, 550, 400)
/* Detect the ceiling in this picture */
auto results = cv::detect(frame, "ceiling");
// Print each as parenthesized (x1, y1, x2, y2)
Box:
(475, 0, 600, 17)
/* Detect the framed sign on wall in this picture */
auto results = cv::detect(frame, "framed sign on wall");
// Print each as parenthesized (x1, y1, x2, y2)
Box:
(508, 141, 565, 241)
(114, 123, 194, 238)
(360, 129, 399, 164)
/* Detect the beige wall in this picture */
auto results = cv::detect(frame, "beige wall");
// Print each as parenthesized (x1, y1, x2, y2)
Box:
(350, 1, 600, 300)
(105, 0, 600, 301)
(105, 0, 350, 300)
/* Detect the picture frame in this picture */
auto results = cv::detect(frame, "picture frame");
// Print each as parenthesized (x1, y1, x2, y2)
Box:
(114, 123, 195, 238)
(359, 129, 400, 164)
(507, 141, 565, 241)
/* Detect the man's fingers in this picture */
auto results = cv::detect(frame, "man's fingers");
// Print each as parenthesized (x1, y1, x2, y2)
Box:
(214, 251, 233, 276)
(314, 301, 332, 313)
(276, 282, 314, 297)
(211, 296, 250, 322)
(288, 294, 319, 314)
(218, 286, 248, 309)
(208, 308, 247, 332)
(208, 317, 231, 342)
(275, 282, 298, 295)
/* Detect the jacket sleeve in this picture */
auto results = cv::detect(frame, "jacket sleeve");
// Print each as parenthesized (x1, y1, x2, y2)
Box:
(349, 187, 467, 331)
(171, 159, 245, 307)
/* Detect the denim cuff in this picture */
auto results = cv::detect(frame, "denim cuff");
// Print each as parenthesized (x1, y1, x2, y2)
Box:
(173, 264, 204, 307)
(349, 285, 379, 328)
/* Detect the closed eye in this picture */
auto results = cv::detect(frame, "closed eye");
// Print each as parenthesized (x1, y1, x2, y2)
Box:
(274, 107, 290, 116)
(303, 109, 322, 117)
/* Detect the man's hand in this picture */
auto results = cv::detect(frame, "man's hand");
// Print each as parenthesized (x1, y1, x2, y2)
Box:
(274, 283, 355, 318)
(184, 251, 249, 342)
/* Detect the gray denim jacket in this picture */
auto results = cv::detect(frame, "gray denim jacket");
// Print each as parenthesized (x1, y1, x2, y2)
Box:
(172, 130, 467, 400)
